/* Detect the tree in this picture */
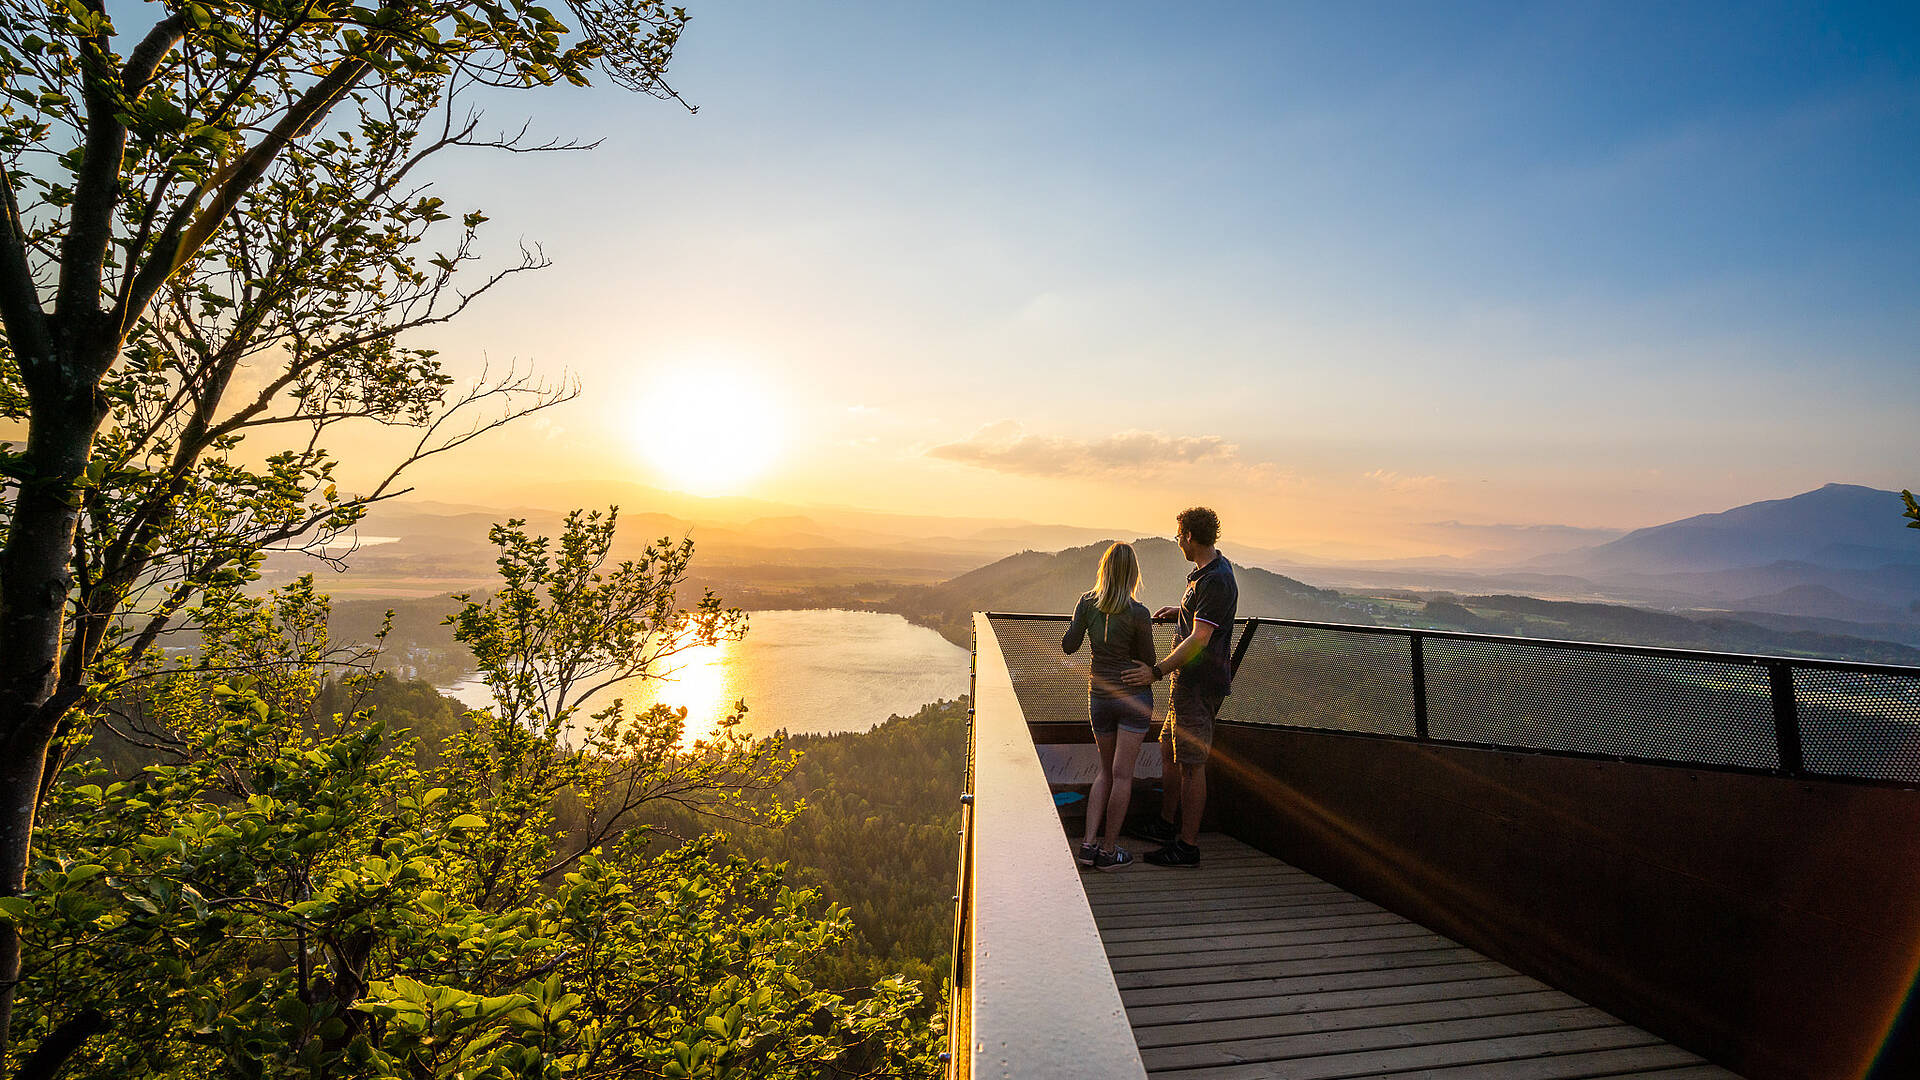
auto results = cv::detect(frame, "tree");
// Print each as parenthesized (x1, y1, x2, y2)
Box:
(6, 512, 938, 1075)
(1903, 491, 1919, 531)
(0, 0, 695, 1058)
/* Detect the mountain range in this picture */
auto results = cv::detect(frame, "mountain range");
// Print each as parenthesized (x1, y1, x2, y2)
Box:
(1253, 485, 1920, 626)
(883, 538, 1373, 646)
(1537, 484, 1920, 575)
(276, 482, 1920, 635)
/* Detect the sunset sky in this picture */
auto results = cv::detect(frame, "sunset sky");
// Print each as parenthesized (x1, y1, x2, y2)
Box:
(347, 1, 1917, 558)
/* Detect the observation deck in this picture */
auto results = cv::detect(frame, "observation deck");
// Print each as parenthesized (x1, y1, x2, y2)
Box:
(948, 612, 1920, 1080)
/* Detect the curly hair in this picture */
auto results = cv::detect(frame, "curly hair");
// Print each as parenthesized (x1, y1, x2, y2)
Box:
(1176, 506, 1220, 547)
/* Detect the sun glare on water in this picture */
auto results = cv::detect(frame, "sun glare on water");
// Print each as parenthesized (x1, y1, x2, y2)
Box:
(633, 366, 785, 495)
(652, 637, 735, 747)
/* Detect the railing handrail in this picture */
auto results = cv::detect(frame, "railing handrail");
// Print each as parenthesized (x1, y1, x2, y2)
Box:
(946, 614, 1148, 1080)
(981, 610, 1920, 677)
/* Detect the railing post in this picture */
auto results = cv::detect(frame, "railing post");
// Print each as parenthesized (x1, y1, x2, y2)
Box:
(1411, 633, 1430, 740)
(1768, 660, 1805, 778)
(1231, 618, 1260, 680)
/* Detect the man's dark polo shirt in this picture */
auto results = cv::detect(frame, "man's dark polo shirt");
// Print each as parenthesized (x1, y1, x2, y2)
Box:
(1173, 552, 1238, 697)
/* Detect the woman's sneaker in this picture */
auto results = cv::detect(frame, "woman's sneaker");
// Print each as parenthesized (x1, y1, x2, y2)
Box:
(1075, 841, 1099, 868)
(1092, 846, 1134, 873)
(1144, 840, 1201, 869)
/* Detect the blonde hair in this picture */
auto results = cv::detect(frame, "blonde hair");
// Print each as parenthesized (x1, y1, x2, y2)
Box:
(1093, 542, 1141, 615)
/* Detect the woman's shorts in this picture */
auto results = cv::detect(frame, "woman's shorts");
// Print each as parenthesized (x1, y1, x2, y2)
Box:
(1090, 690, 1154, 736)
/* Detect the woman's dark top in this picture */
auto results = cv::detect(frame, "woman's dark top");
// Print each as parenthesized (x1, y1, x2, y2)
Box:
(1062, 592, 1157, 699)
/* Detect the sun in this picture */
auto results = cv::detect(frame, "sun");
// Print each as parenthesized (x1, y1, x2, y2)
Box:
(632, 367, 785, 495)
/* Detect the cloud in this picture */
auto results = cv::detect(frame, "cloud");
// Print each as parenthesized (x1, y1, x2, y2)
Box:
(926, 421, 1244, 478)
(1363, 468, 1445, 492)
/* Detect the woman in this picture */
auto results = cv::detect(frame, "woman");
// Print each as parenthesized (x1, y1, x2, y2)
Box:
(1061, 542, 1158, 872)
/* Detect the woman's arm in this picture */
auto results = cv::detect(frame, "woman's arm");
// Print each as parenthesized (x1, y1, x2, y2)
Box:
(1132, 605, 1156, 667)
(1062, 594, 1091, 654)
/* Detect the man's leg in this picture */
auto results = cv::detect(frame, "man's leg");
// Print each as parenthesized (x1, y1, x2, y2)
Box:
(1178, 764, 1206, 846)
(1158, 723, 1181, 830)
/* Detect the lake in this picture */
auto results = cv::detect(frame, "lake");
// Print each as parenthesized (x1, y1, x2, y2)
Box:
(438, 609, 971, 741)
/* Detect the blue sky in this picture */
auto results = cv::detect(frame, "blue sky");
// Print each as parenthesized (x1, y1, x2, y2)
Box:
(380, 1, 1920, 554)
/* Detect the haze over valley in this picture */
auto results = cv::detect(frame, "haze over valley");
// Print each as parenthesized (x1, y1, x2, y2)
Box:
(311, 481, 1920, 712)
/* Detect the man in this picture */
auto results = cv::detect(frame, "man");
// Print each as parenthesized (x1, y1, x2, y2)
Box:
(1123, 506, 1237, 868)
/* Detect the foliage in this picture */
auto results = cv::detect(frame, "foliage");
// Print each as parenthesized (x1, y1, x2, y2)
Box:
(1903, 490, 1919, 531)
(646, 700, 968, 993)
(0, 0, 708, 1060)
(7, 513, 941, 1077)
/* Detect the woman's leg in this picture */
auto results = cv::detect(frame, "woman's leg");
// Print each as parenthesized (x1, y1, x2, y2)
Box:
(1086, 728, 1117, 846)
(1103, 728, 1147, 852)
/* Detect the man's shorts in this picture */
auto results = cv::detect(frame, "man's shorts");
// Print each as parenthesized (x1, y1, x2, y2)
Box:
(1162, 678, 1225, 766)
(1090, 690, 1154, 735)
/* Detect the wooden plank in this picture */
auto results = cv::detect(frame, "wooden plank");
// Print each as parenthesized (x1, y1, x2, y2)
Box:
(1098, 896, 1383, 925)
(1126, 973, 1549, 1027)
(1090, 854, 1298, 875)
(1149, 1026, 1666, 1080)
(1597, 1060, 1751, 1068)
(1105, 920, 1435, 962)
(1113, 934, 1461, 986)
(1119, 952, 1500, 1007)
(1121, 941, 1489, 999)
(1098, 849, 1305, 864)
(1368, 1043, 1712, 1078)
(1087, 879, 1336, 907)
(1095, 895, 1355, 922)
(1171, 848, 1275, 862)
(1098, 883, 1351, 914)
(1090, 868, 1328, 895)
(1109, 924, 1442, 971)
(1084, 868, 1317, 894)
(1134, 989, 1585, 1050)
(1089, 878, 1348, 908)
(1192, 839, 1283, 861)
(1104, 912, 1400, 945)
(1142, 1009, 1638, 1072)
(1100, 905, 1391, 940)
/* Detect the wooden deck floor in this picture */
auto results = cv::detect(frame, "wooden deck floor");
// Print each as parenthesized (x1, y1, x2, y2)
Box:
(1080, 833, 1744, 1080)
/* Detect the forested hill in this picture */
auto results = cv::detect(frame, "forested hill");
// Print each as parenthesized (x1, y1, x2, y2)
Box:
(887, 538, 1364, 646)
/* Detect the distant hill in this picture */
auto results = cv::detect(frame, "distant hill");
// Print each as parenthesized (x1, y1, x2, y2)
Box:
(886, 538, 1367, 646)
(1732, 583, 1908, 623)
(1546, 484, 1920, 576)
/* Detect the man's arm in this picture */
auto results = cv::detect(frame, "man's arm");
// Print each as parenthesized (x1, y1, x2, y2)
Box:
(1122, 619, 1213, 686)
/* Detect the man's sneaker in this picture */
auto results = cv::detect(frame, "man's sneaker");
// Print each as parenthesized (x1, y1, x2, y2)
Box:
(1144, 840, 1201, 869)
(1092, 846, 1134, 873)
(1126, 817, 1178, 846)
(1075, 840, 1099, 868)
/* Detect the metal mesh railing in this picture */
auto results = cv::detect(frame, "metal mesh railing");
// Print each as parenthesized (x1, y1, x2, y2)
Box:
(1421, 637, 1779, 769)
(1794, 668, 1920, 783)
(985, 615, 1182, 728)
(1220, 623, 1416, 737)
(985, 613, 1920, 786)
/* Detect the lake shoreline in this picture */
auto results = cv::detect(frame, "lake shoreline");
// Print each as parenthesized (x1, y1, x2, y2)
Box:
(436, 608, 971, 739)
